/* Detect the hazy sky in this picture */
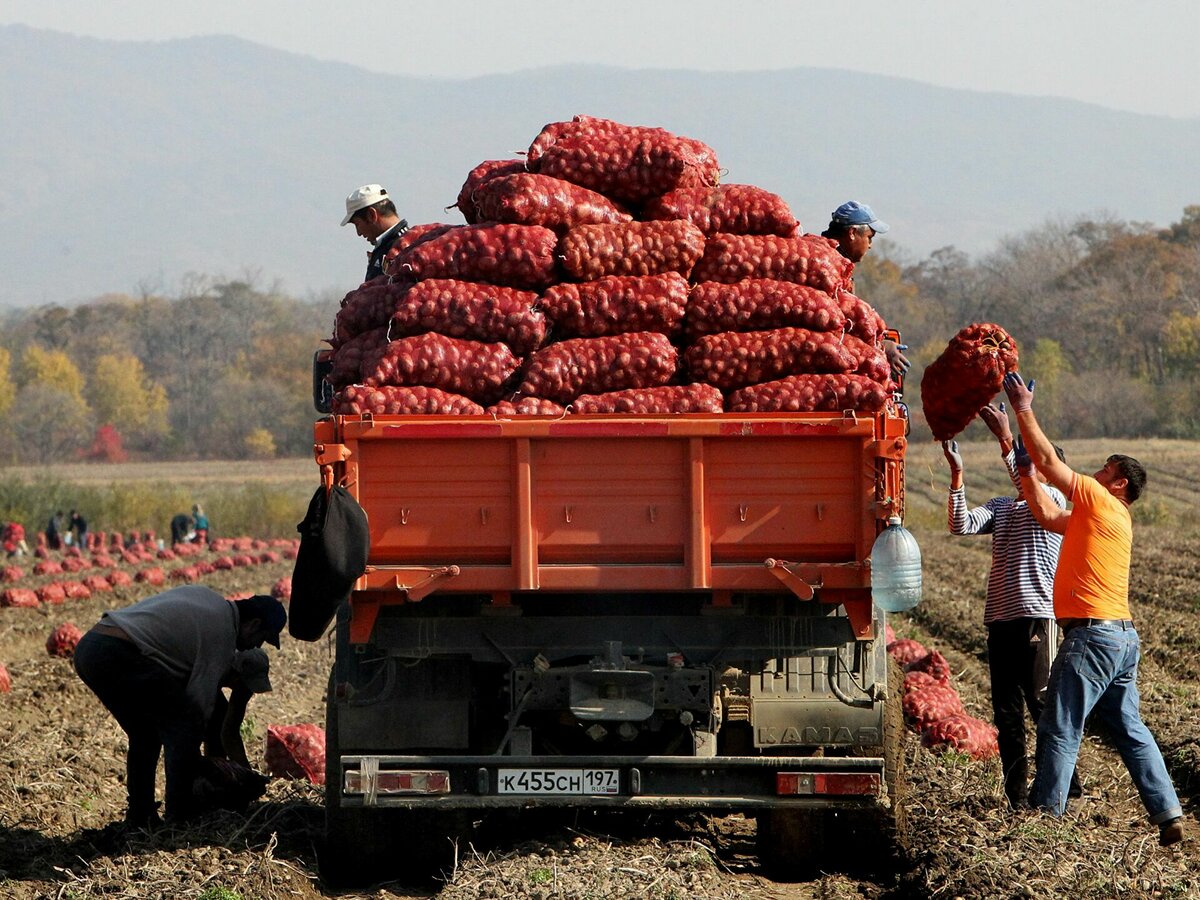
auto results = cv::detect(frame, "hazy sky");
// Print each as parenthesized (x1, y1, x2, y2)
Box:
(4, 0, 1197, 119)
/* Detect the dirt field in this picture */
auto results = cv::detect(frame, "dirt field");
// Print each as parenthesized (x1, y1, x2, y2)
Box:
(1, 440, 1198, 899)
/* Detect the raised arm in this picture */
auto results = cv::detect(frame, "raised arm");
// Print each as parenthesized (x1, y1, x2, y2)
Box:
(1003, 373, 1075, 493)
(979, 401, 1021, 491)
(1014, 437, 1071, 534)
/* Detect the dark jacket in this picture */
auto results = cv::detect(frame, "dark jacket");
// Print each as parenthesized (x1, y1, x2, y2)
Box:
(364, 219, 409, 281)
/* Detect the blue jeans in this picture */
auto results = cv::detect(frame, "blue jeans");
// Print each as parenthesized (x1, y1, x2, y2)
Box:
(1030, 622, 1181, 824)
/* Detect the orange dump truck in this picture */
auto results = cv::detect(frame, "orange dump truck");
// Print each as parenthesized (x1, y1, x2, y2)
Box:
(314, 402, 912, 883)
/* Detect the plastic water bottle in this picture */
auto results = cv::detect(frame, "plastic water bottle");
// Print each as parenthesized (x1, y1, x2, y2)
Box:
(871, 515, 922, 612)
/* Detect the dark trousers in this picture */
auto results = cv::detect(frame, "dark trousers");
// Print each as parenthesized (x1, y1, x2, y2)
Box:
(987, 617, 1061, 806)
(73, 631, 204, 822)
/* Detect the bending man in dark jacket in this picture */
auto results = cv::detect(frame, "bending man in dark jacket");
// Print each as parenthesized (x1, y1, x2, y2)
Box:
(74, 586, 286, 826)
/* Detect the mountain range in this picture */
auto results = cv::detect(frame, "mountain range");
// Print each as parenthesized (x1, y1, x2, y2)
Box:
(2, 24, 1198, 308)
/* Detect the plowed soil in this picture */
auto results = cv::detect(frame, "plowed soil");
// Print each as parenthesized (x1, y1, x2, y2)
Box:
(1, 439, 1197, 899)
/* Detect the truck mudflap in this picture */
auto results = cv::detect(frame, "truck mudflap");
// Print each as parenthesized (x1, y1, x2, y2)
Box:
(333, 753, 888, 811)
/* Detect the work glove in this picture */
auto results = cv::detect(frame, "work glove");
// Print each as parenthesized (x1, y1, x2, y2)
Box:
(884, 340, 910, 382)
(1002, 372, 1036, 412)
(978, 402, 1012, 444)
(1013, 435, 1034, 477)
(941, 439, 963, 474)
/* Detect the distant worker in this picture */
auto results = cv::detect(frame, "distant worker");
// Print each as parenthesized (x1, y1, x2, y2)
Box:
(2, 521, 30, 558)
(1003, 372, 1185, 847)
(45, 510, 65, 551)
(822, 200, 909, 381)
(340, 184, 409, 283)
(69, 509, 88, 549)
(942, 402, 1081, 809)
(73, 586, 287, 827)
(170, 513, 194, 547)
(191, 504, 209, 544)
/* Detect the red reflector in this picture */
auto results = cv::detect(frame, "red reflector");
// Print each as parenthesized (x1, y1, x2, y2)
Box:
(344, 769, 451, 795)
(776, 772, 880, 796)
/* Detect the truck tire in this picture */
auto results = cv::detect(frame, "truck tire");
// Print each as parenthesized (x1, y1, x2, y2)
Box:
(318, 681, 472, 888)
(756, 659, 909, 880)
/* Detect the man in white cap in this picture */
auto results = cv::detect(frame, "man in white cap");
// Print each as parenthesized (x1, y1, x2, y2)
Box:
(341, 184, 408, 282)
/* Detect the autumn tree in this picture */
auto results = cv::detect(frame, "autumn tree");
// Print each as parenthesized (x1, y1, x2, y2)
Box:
(86, 353, 171, 450)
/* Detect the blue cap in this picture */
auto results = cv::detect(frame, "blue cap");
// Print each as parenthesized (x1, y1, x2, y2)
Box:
(831, 201, 889, 234)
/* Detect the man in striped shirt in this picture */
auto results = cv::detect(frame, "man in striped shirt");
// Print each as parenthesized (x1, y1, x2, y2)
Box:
(943, 401, 1079, 809)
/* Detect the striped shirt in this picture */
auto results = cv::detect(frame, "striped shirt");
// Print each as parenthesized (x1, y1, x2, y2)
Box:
(947, 451, 1065, 624)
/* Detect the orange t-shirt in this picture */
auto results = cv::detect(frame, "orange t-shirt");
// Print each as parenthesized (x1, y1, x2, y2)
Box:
(1052, 472, 1133, 620)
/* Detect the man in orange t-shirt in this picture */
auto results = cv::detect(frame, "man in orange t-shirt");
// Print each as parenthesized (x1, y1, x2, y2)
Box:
(1003, 372, 1184, 847)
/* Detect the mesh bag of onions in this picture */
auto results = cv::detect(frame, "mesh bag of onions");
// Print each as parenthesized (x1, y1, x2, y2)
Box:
(920, 323, 1019, 441)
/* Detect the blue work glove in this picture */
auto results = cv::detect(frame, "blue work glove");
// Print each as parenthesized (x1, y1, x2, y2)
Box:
(1013, 435, 1034, 476)
(1002, 372, 1036, 412)
(941, 439, 963, 474)
(977, 402, 1012, 444)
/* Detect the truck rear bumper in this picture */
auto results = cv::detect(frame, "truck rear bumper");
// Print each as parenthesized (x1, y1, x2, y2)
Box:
(334, 753, 887, 811)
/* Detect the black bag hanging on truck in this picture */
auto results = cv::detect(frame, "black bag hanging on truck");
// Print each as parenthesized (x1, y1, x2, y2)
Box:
(288, 484, 370, 641)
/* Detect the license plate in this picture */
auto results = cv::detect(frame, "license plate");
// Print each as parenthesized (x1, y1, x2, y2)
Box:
(496, 768, 620, 795)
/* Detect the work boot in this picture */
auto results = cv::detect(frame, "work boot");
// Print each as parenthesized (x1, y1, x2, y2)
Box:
(1159, 817, 1185, 847)
(1067, 772, 1083, 799)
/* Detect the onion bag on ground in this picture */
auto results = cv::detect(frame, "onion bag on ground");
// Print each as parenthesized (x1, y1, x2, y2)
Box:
(46, 622, 83, 658)
(334, 281, 411, 344)
(902, 683, 965, 731)
(886, 637, 928, 666)
(518, 332, 678, 405)
(684, 327, 856, 391)
(558, 220, 706, 281)
(692, 233, 853, 294)
(540, 272, 689, 339)
(265, 723, 326, 785)
(333, 384, 484, 416)
(394, 223, 558, 290)
(328, 327, 388, 389)
(903, 670, 943, 694)
(472, 172, 632, 232)
(486, 397, 567, 416)
(904, 649, 952, 684)
(453, 160, 525, 224)
(685, 279, 847, 341)
(920, 323, 1020, 441)
(572, 384, 724, 414)
(921, 714, 1000, 760)
(360, 333, 521, 404)
(726, 373, 889, 413)
(389, 279, 546, 354)
(2, 588, 39, 608)
(528, 116, 720, 203)
(642, 184, 799, 237)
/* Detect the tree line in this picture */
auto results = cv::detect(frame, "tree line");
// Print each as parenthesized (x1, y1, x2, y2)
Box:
(0, 207, 1197, 464)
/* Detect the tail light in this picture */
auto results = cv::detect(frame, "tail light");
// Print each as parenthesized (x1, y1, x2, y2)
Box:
(776, 772, 880, 796)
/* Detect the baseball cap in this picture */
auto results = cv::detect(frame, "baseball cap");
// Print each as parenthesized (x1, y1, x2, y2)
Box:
(239, 594, 287, 648)
(230, 648, 273, 694)
(831, 201, 889, 234)
(341, 184, 389, 226)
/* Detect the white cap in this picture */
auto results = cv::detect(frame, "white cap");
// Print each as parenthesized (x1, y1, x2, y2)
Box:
(341, 184, 389, 226)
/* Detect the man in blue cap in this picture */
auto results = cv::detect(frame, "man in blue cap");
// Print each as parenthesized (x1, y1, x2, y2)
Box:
(823, 200, 888, 265)
(822, 201, 909, 379)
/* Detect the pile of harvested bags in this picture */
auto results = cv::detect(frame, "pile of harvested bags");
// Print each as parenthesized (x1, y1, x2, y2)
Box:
(885, 625, 998, 760)
(325, 115, 897, 416)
